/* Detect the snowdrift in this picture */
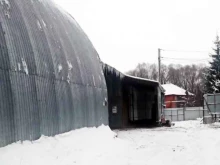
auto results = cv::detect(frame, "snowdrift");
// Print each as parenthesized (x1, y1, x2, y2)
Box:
(1, 121, 220, 165)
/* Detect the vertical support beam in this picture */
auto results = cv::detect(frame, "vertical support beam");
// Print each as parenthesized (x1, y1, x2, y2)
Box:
(158, 48, 161, 84)
(203, 96, 205, 122)
(183, 103, 186, 121)
(214, 94, 216, 113)
(171, 109, 172, 121)
(177, 110, 179, 121)
(131, 87, 134, 121)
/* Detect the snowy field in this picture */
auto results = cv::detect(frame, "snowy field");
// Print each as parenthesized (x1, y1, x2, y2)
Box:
(1, 120, 220, 165)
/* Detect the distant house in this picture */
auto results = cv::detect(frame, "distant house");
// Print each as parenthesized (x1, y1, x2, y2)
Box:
(162, 84, 194, 108)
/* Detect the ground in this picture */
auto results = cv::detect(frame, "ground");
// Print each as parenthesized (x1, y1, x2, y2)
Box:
(1, 120, 220, 165)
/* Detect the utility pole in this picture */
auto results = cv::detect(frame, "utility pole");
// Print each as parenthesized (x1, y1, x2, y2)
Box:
(158, 48, 161, 84)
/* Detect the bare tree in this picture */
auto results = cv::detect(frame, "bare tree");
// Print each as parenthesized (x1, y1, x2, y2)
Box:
(160, 64, 169, 84)
(126, 63, 157, 80)
(126, 62, 207, 106)
(149, 64, 158, 80)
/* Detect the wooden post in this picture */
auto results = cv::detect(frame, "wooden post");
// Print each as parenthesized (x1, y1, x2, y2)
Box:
(158, 48, 161, 83)
(171, 109, 172, 121)
(183, 103, 186, 121)
(177, 110, 179, 121)
(203, 96, 205, 123)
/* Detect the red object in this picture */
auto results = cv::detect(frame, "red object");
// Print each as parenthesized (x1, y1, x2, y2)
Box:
(165, 95, 177, 108)
(161, 115, 166, 123)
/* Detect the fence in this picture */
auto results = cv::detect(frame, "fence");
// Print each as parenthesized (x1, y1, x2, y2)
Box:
(203, 93, 220, 123)
(164, 107, 208, 121)
(204, 93, 220, 114)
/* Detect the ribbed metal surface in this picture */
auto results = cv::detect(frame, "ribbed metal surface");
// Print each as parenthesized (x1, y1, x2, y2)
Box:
(0, 0, 108, 147)
(103, 64, 123, 128)
(103, 64, 164, 128)
(204, 94, 220, 114)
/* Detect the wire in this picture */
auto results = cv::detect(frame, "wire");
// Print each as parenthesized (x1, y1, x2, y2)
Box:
(162, 57, 210, 61)
(160, 48, 212, 64)
(161, 58, 210, 64)
(161, 49, 209, 53)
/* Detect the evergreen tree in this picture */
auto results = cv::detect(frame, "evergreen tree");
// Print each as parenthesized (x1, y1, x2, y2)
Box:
(205, 35, 220, 93)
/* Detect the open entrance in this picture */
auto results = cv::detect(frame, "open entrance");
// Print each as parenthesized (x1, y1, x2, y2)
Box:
(103, 64, 165, 129)
(120, 78, 160, 128)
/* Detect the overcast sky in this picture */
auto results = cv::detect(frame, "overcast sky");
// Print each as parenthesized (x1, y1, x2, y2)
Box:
(54, 0, 220, 72)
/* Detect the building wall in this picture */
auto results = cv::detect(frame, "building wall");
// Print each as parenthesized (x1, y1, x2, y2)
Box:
(165, 95, 190, 108)
(0, 0, 108, 148)
(103, 64, 123, 128)
(165, 95, 177, 108)
(103, 64, 164, 128)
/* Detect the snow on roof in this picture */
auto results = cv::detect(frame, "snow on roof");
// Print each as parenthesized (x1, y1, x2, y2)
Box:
(124, 74, 159, 84)
(162, 84, 194, 96)
(104, 63, 164, 92)
(124, 74, 165, 92)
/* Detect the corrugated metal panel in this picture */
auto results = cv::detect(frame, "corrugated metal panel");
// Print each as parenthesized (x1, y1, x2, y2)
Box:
(204, 93, 220, 114)
(104, 63, 164, 128)
(9, 72, 40, 142)
(0, 0, 108, 148)
(35, 76, 59, 136)
(103, 64, 123, 128)
(0, 70, 15, 146)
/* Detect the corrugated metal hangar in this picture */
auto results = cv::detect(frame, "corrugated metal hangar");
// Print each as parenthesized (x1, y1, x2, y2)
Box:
(0, 0, 108, 147)
(0, 0, 165, 148)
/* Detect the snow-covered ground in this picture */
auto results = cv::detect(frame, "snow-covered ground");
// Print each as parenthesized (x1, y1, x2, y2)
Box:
(1, 120, 220, 165)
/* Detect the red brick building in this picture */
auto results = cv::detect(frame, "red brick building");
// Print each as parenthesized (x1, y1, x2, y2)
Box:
(162, 84, 194, 108)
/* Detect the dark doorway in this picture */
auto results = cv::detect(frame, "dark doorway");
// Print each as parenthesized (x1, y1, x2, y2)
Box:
(103, 63, 164, 129)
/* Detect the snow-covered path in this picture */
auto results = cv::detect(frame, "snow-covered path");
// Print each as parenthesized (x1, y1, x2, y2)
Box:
(117, 121, 220, 165)
(1, 120, 220, 165)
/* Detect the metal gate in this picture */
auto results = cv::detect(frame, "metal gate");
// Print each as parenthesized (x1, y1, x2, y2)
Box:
(164, 108, 185, 121)
(203, 93, 220, 122)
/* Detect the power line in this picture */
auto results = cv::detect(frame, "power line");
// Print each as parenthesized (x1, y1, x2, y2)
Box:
(158, 47, 211, 84)
(161, 59, 209, 64)
(161, 59, 210, 64)
(161, 57, 211, 61)
(161, 60, 209, 64)
(161, 49, 209, 53)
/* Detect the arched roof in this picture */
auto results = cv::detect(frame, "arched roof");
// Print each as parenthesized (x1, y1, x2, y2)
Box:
(0, 0, 108, 147)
